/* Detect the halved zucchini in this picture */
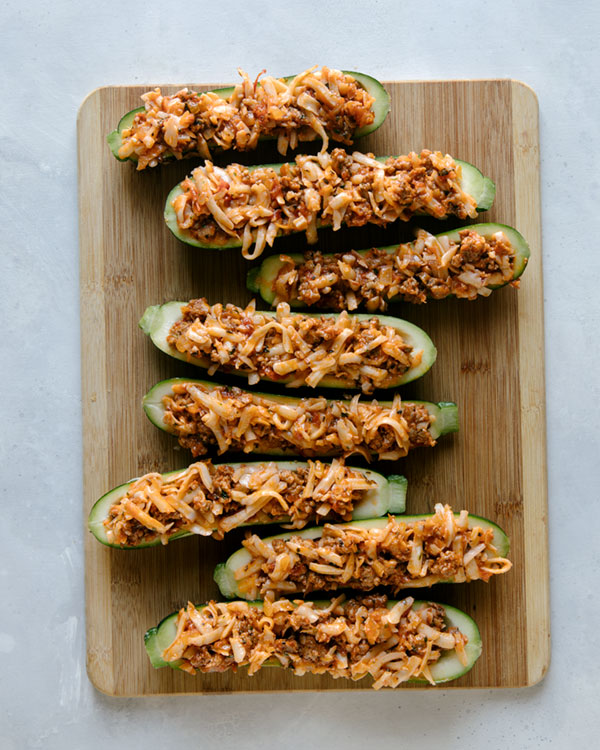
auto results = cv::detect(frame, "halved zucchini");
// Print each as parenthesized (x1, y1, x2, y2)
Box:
(144, 598, 482, 684)
(107, 71, 390, 164)
(164, 156, 495, 250)
(248, 222, 529, 307)
(139, 302, 436, 389)
(88, 461, 407, 549)
(214, 512, 510, 599)
(142, 377, 459, 453)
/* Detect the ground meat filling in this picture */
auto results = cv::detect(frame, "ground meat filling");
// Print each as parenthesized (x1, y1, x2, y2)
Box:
(103, 459, 376, 545)
(272, 228, 521, 311)
(118, 67, 375, 170)
(236, 504, 512, 598)
(167, 298, 419, 393)
(162, 595, 469, 688)
(172, 149, 478, 259)
(162, 382, 436, 461)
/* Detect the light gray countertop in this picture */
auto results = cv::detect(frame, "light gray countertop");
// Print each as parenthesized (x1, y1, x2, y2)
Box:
(1, 1, 599, 747)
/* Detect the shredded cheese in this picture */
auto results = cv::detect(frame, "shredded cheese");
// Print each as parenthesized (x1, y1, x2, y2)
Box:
(118, 66, 375, 169)
(273, 228, 520, 310)
(162, 381, 436, 460)
(236, 504, 512, 598)
(161, 595, 469, 688)
(173, 149, 478, 257)
(103, 459, 376, 545)
(167, 298, 418, 393)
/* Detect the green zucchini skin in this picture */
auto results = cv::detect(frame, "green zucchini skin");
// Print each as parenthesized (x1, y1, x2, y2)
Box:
(248, 222, 530, 307)
(107, 71, 390, 164)
(142, 377, 459, 452)
(139, 302, 437, 389)
(87, 462, 407, 549)
(144, 598, 482, 683)
(214, 512, 510, 599)
(164, 157, 494, 250)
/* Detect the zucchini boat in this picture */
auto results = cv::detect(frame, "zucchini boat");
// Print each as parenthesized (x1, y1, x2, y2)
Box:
(139, 298, 436, 392)
(214, 505, 511, 599)
(164, 150, 495, 257)
(143, 377, 459, 461)
(248, 223, 530, 310)
(144, 595, 482, 687)
(108, 68, 390, 168)
(88, 459, 407, 548)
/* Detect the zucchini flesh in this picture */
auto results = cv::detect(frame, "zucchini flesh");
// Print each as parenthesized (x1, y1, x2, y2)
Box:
(248, 222, 530, 307)
(164, 157, 494, 250)
(214, 512, 510, 599)
(142, 377, 459, 447)
(87, 462, 407, 549)
(139, 301, 437, 389)
(144, 599, 482, 683)
(107, 71, 390, 163)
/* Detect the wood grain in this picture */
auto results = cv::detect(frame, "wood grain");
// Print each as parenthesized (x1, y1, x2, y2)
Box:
(78, 79, 548, 695)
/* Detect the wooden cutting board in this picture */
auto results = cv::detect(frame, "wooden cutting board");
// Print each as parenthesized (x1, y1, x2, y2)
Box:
(78, 79, 548, 695)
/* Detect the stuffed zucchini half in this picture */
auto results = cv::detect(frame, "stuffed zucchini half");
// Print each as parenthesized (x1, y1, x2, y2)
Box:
(144, 595, 482, 687)
(139, 298, 436, 393)
(88, 458, 407, 548)
(142, 378, 459, 461)
(214, 504, 511, 599)
(107, 68, 390, 169)
(164, 150, 495, 258)
(248, 223, 530, 311)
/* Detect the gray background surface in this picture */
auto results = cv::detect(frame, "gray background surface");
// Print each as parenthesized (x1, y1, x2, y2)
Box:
(1, 0, 599, 747)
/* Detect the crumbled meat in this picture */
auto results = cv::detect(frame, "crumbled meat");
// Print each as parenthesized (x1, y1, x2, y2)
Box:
(161, 381, 435, 461)
(161, 595, 471, 688)
(103, 458, 376, 546)
(271, 229, 520, 311)
(235, 504, 512, 598)
(118, 66, 375, 169)
(172, 149, 478, 259)
(167, 298, 419, 393)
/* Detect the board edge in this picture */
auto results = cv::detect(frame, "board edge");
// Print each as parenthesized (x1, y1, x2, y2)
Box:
(79, 86, 116, 697)
(511, 78, 551, 687)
